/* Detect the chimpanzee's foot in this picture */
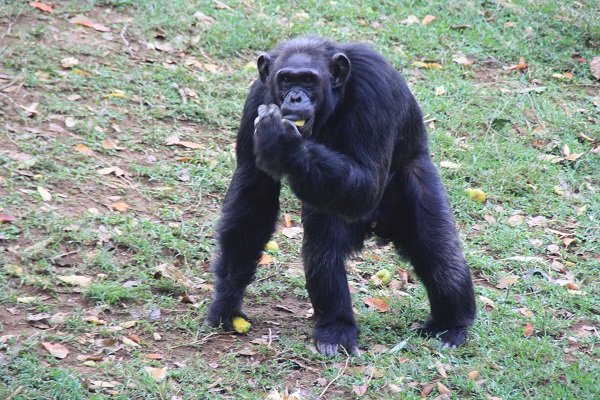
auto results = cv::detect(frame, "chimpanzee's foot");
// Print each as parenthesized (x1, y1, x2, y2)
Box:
(417, 319, 469, 349)
(313, 319, 360, 356)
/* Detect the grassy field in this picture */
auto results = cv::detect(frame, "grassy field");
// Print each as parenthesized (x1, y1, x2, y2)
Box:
(0, 1, 598, 399)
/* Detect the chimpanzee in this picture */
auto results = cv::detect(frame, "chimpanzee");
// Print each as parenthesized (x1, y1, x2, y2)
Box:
(205, 37, 476, 356)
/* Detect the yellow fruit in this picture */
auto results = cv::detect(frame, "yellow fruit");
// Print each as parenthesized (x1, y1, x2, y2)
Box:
(265, 240, 279, 252)
(466, 188, 486, 203)
(376, 269, 392, 285)
(292, 120, 306, 127)
(370, 269, 392, 286)
(232, 316, 251, 334)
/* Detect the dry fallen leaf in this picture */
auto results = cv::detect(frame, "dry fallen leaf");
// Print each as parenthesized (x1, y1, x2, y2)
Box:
(467, 370, 480, 380)
(453, 55, 474, 66)
(60, 57, 79, 69)
(496, 274, 519, 289)
(505, 57, 528, 71)
(421, 383, 435, 398)
(479, 295, 495, 311)
(400, 15, 420, 25)
(58, 275, 93, 288)
(258, 252, 274, 265)
(153, 264, 194, 288)
(352, 385, 368, 396)
(30, 1, 53, 13)
(506, 215, 525, 226)
(524, 322, 534, 337)
(437, 382, 451, 396)
(440, 160, 461, 169)
(97, 166, 128, 177)
(590, 57, 600, 80)
(70, 15, 111, 32)
(110, 201, 130, 212)
(42, 342, 69, 359)
(37, 186, 53, 202)
(434, 85, 446, 96)
(74, 143, 94, 156)
(144, 366, 168, 382)
(281, 226, 303, 238)
(363, 297, 390, 312)
(412, 61, 443, 70)
(283, 213, 293, 228)
(422, 15, 437, 25)
(0, 214, 17, 223)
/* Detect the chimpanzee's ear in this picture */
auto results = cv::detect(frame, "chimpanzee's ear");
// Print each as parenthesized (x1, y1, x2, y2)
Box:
(257, 53, 272, 83)
(330, 53, 351, 88)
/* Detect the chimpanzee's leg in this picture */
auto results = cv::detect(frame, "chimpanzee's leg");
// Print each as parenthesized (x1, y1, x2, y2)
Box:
(205, 165, 280, 330)
(375, 154, 475, 347)
(302, 207, 368, 355)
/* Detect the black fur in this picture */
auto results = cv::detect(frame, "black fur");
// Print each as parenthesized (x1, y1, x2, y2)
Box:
(206, 37, 476, 354)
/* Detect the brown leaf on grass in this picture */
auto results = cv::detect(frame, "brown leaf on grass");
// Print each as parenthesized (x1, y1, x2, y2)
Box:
(153, 264, 194, 288)
(37, 186, 52, 202)
(74, 143, 94, 156)
(479, 295, 495, 312)
(281, 226, 303, 238)
(496, 274, 519, 289)
(122, 336, 140, 348)
(590, 57, 600, 80)
(30, 1, 53, 13)
(437, 382, 451, 396)
(523, 322, 534, 337)
(505, 58, 528, 71)
(60, 57, 79, 69)
(0, 214, 16, 223)
(145, 353, 164, 360)
(352, 385, 368, 396)
(506, 215, 525, 226)
(101, 139, 121, 150)
(437, 362, 448, 378)
(421, 383, 435, 397)
(58, 275, 92, 288)
(453, 55, 474, 66)
(440, 160, 460, 169)
(412, 61, 443, 70)
(363, 297, 390, 312)
(467, 370, 480, 380)
(258, 252, 273, 265)
(110, 201, 130, 212)
(164, 135, 203, 149)
(144, 366, 167, 382)
(97, 166, 128, 177)
(283, 213, 293, 228)
(70, 15, 111, 32)
(42, 342, 69, 359)
(422, 15, 437, 25)
(400, 15, 420, 25)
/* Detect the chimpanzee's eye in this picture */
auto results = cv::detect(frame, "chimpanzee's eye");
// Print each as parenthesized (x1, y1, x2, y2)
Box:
(281, 75, 291, 83)
(303, 76, 313, 84)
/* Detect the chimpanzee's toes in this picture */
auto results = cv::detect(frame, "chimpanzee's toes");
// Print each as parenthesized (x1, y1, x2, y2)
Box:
(313, 319, 359, 356)
(316, 341, 361, 356)
(205, 305, 249, 332)
(316, 341, 338, 356)
(416, 319, 469, 348)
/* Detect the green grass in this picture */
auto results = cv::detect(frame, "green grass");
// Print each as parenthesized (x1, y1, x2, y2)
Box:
(1, 0, 599, 399)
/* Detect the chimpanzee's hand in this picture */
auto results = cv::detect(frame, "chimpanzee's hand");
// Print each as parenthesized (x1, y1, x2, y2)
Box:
(253, 104, 301, 179)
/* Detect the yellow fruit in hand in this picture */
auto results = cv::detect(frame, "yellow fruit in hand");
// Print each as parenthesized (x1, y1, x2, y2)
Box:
(265, 240, 279, 252)
(292, 120, 306, 127)
(232, 316, 251, 334)
(466, 188, 486, 203)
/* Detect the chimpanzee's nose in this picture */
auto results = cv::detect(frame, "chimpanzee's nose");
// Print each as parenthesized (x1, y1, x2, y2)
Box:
(290, 92, 302, 103)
